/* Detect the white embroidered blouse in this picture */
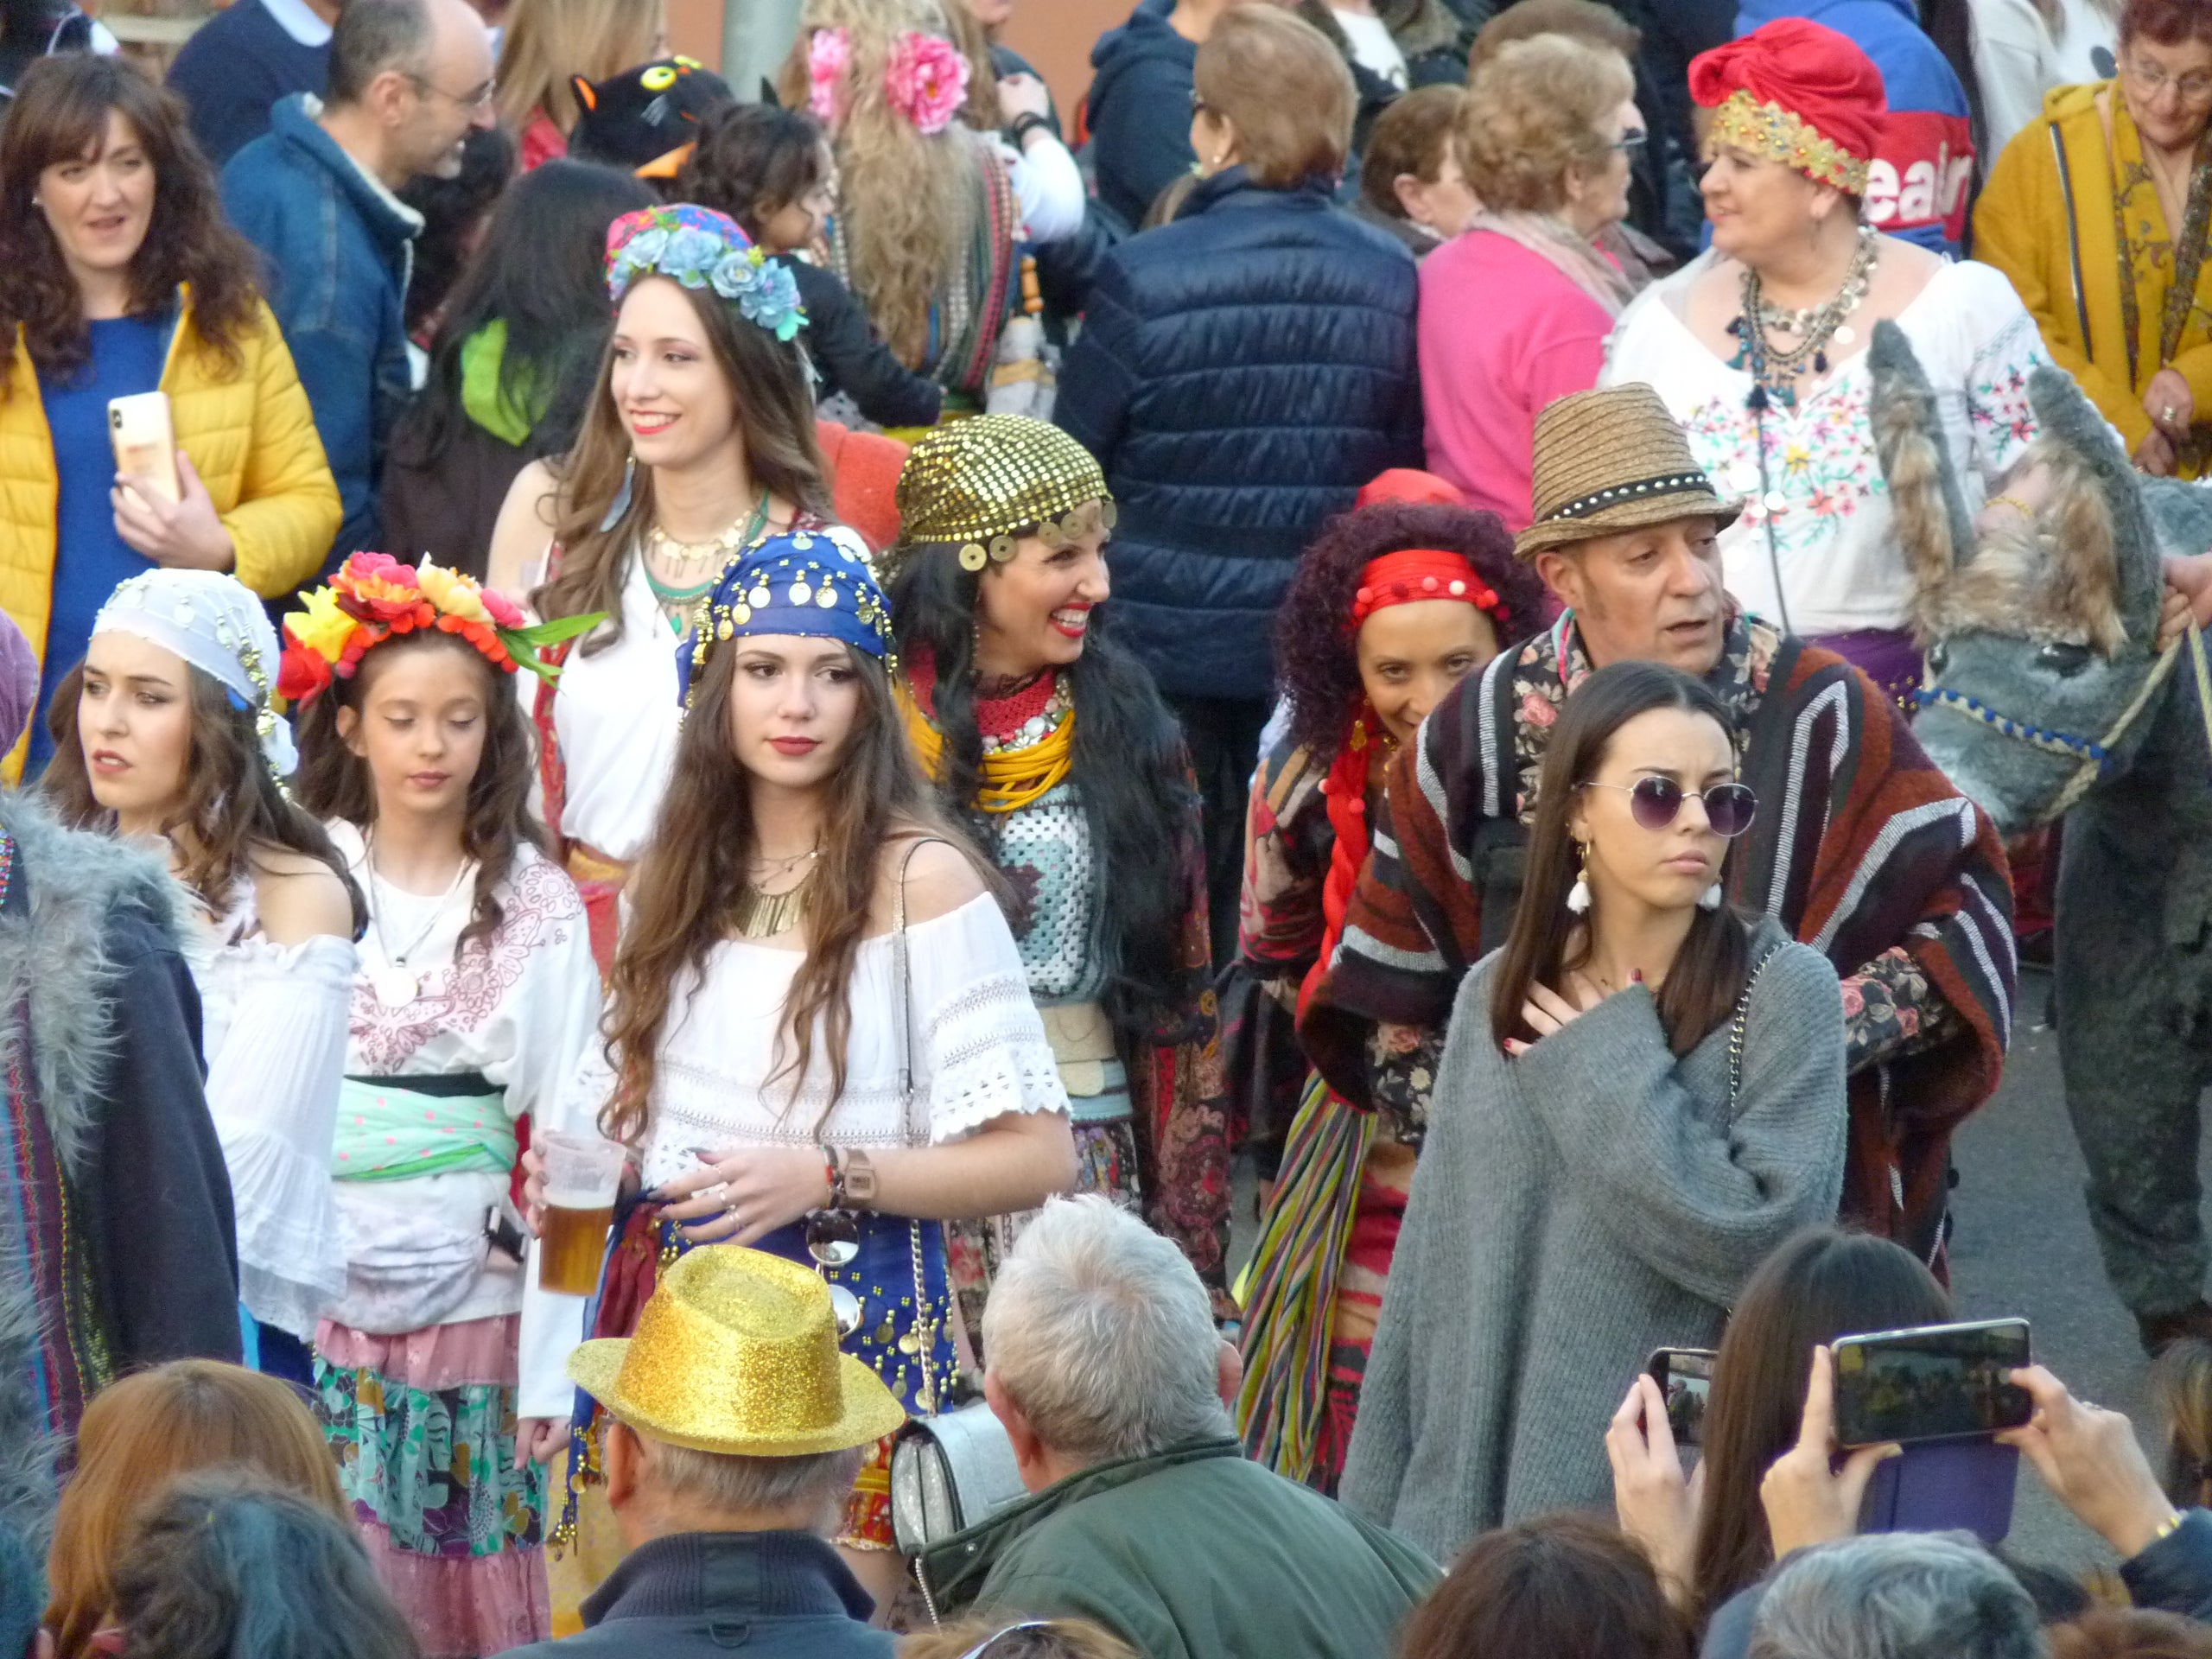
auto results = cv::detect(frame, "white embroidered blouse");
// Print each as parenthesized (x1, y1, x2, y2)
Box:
(185, 884, 358, 1341)
(515, 891, 1069, 1417)
(1604, 254, 2048, 637)
(324, 823, 602, 1338)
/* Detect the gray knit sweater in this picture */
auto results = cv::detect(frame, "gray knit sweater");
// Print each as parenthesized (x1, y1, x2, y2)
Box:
(1339, 916, 1847, 1564)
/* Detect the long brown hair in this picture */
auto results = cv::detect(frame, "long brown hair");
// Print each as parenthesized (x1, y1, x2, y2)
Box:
(44, 1360, 348, 1659)
(598, 638, 985, 1145)
(1688, 1227, 1952, 1624)
(1490, 659, 1750, 1056)
(292, 630, 547, 951)
(531, 274, 829, 653)
(0, 54, 261, 391)
(2151, 1337, 2212, 1511)
(43, 661, 365, 934)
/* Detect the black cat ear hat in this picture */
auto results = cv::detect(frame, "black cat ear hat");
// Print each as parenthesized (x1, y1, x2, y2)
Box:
(569, 55, 735, 181)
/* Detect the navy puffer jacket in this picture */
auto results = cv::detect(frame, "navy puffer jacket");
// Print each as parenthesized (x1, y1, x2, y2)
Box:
(1057, 168, 1422, 703)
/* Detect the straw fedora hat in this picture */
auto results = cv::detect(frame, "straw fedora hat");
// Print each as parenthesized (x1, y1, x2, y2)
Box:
(1515, 385, 1743, 560)
(567, 1246, 907, 1457)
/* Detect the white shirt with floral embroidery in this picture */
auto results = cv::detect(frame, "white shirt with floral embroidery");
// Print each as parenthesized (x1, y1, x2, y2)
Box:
(1604, 254, 2047, 637)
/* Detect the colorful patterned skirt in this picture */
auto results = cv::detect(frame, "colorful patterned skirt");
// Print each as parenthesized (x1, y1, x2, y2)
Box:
(315, 1314, 548, 1658)
(1236, 1074, 1414, 1494)
(560, 1202, 957, 1551)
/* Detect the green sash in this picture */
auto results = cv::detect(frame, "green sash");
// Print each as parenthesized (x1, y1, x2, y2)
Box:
(332, 1072, 513, 1182)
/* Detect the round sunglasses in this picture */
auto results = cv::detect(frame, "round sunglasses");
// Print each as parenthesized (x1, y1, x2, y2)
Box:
(1582, 777, 1758, 838)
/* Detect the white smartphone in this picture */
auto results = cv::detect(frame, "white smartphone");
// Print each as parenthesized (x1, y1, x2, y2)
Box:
(108, 391, 180, 506)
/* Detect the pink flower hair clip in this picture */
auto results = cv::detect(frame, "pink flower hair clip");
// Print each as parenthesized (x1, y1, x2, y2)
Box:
(885, 30, 969, 135)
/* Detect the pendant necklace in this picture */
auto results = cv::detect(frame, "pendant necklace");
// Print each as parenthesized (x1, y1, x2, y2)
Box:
(734, 855, 820, 940)
(365, 830, 477, 1007)
(645, 496, 773, 628)
(1729, 224, 1879, 410)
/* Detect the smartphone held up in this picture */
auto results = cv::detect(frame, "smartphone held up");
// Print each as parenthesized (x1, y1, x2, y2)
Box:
(1831, 1318, 2034, 1449)
(109, 391, 181, 507)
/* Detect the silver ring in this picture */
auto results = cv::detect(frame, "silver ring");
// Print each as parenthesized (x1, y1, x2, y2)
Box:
(2164, 406, 2178, 422)
(724, 1201, 741, 1221)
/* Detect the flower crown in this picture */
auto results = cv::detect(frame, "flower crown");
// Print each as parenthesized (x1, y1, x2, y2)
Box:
(809, 26, 969, 137)
(277, 553, 598, 709)
(605, 204, 807, 343)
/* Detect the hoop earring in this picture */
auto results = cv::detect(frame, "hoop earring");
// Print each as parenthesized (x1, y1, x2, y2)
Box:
(1566, 842, 1592, 915)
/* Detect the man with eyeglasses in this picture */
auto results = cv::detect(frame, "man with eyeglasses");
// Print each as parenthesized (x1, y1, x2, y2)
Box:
(1300, 385, 2013, 1301)
(219, 0, 494, 573)
(1977, 1, 2212, 481)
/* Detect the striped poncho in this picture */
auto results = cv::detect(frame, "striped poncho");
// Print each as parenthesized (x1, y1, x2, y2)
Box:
(1301, 611, 2016, 1266)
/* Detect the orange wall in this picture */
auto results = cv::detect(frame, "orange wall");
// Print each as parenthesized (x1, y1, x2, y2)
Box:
(1004, 0, 1132, 120)
(667, 0, 724, 67)
(662, 1, 1135, 118)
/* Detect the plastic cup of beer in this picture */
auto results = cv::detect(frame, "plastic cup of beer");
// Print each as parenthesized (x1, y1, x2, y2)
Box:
(537, 1131, 625, 1296)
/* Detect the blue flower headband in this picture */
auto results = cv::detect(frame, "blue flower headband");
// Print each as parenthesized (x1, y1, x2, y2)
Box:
(605, 203, 807, 343)
(677, 528, 893, 709)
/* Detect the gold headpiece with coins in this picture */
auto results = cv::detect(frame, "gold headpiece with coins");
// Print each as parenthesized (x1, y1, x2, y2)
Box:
(886, 415, 1116, 581)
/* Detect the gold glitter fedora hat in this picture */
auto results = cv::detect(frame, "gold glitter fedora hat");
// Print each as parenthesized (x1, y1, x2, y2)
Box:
(1515, 384, 1744, 560)
(566, 1246, 906, 1456)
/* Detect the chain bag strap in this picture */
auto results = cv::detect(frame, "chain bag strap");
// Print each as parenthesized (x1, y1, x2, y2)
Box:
(1727, 948, 1778, 1109)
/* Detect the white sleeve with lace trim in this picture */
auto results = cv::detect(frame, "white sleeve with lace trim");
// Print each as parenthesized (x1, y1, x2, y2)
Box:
(910, 894, 1071, 1144)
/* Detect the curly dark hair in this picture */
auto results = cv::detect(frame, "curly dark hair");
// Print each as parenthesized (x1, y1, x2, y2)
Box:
(293, 629, 548, 953)
(0, 54, 264, 390)
(1275, 500, 1540, 760)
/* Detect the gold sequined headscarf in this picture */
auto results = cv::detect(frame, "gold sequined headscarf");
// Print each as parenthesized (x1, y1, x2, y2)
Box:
(884, 415, 1115, 582)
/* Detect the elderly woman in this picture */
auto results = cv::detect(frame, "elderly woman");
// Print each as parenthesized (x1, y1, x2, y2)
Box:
(1057, 2, 1420, 969)
(1605, 17, 2047, 704)
(1353, 84, 1477, 257)
(1976, 0, 2212, 480)
(1419, 35, 1641, 530)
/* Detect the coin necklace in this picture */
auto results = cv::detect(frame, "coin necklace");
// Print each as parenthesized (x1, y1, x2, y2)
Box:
(364, 831, 477, 1007)
(645, 496, 772, 627)
(1730, 224, 1878, 410)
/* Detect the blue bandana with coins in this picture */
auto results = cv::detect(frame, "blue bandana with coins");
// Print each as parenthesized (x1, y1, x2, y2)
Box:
(880, 415, 1115, 583)
(677, 527, 892, 708)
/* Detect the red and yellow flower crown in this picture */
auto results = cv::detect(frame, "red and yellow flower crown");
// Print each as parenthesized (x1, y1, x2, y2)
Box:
(277, 552, 596, 709)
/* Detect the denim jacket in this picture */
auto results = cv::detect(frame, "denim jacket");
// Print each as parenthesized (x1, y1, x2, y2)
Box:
(220, 95, 418, 566)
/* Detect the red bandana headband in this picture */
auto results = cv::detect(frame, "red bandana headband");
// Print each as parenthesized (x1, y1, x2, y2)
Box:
(1351, 549, 1507, 627)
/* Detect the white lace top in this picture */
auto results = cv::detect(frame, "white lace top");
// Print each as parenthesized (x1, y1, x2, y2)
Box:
(185, 884, 358, 1341)
(515, 889, 1068, 1418)
(1604, 254, 2048, 636)
(325, 823, 602, 1337)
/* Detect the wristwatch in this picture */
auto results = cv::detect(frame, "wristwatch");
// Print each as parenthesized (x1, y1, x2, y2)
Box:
(842, 1146, 878, 1211)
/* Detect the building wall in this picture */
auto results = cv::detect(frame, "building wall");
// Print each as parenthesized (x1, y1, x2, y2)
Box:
(668, 0, 724, 65)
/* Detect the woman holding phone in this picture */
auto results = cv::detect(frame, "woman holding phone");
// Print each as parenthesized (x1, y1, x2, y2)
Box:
(0, 54, 340, 774)
(1340, 660, 1850, 1564)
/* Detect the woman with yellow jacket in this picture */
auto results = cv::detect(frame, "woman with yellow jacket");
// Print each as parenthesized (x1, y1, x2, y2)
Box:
(0, 56, 339, 774)
(1976, 0, 2212, 480)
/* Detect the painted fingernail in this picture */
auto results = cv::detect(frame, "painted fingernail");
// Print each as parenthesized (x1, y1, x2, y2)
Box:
(1630, 969, 1645, 984)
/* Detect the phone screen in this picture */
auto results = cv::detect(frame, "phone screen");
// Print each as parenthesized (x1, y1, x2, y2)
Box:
(1648, 1347, 1717, 1448)
(1832, 1319, 2032, 1448)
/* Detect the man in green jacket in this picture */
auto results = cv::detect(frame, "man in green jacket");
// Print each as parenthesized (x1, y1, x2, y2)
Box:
(917, 1198, 1439, 1658)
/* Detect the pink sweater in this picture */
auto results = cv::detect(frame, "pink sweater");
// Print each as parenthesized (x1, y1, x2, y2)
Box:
(1419, 230, 1612, 531)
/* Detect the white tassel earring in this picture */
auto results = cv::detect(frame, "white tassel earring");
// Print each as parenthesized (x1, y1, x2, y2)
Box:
(1566, 842, 1592, 915)
(1699, 882, 1725, 912)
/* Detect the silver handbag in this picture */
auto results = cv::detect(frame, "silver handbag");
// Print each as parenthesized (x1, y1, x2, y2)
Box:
(889, 1400, 1028, 1555)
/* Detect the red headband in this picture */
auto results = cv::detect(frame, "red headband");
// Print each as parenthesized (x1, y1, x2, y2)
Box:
(1351, 550, 1504, 626)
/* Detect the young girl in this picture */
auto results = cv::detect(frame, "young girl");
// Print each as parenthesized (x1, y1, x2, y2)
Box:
(681, 102, 943, 429)
(881, 416, 1229, 1321)
(284, 553, 601, 1657)
(485, 202, 868, 975)
(43, 569, 360, 1378)
(1341, 660, 1849, 1563)
(517, 531, 1077, 1611)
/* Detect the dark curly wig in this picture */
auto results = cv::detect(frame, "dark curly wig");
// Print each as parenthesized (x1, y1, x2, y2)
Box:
(1276, 501, 1541, 760)
(0, 54, 263, 391)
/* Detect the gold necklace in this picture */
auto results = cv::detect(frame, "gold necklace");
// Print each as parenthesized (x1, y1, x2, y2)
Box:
(646, 496, 772, 569)
(734, 865, 817, 939)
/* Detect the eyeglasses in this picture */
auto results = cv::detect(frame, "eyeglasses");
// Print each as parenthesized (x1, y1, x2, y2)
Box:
(2125, 55, 2212, 101)
(409, 73, 498, 111)
(1190, 89, 1210, 116)
(1581, 777, 1758, 838)
(1610, 129, 1650, 154)
(957, 1624, 1052, 1659)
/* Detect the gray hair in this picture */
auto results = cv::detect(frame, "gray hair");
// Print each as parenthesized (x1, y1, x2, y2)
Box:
(1748, 1532, 2049, 1659)
(327, 0, 435, 106)
(980, 1196, 1230, 1465)
(640, 1438, 865, 1527)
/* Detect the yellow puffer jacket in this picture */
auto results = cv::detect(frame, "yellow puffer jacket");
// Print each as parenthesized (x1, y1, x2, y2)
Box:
(1975, 80, 2212, 475)
(0, 287, 340, 679)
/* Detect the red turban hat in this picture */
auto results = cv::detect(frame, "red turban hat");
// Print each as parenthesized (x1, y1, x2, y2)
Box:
(1689, 18, 1886, 195)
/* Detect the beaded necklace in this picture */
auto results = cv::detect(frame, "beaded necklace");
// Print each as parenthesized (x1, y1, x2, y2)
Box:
(645, 497, 772, 625)
(1728, 225, 1878, 410)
